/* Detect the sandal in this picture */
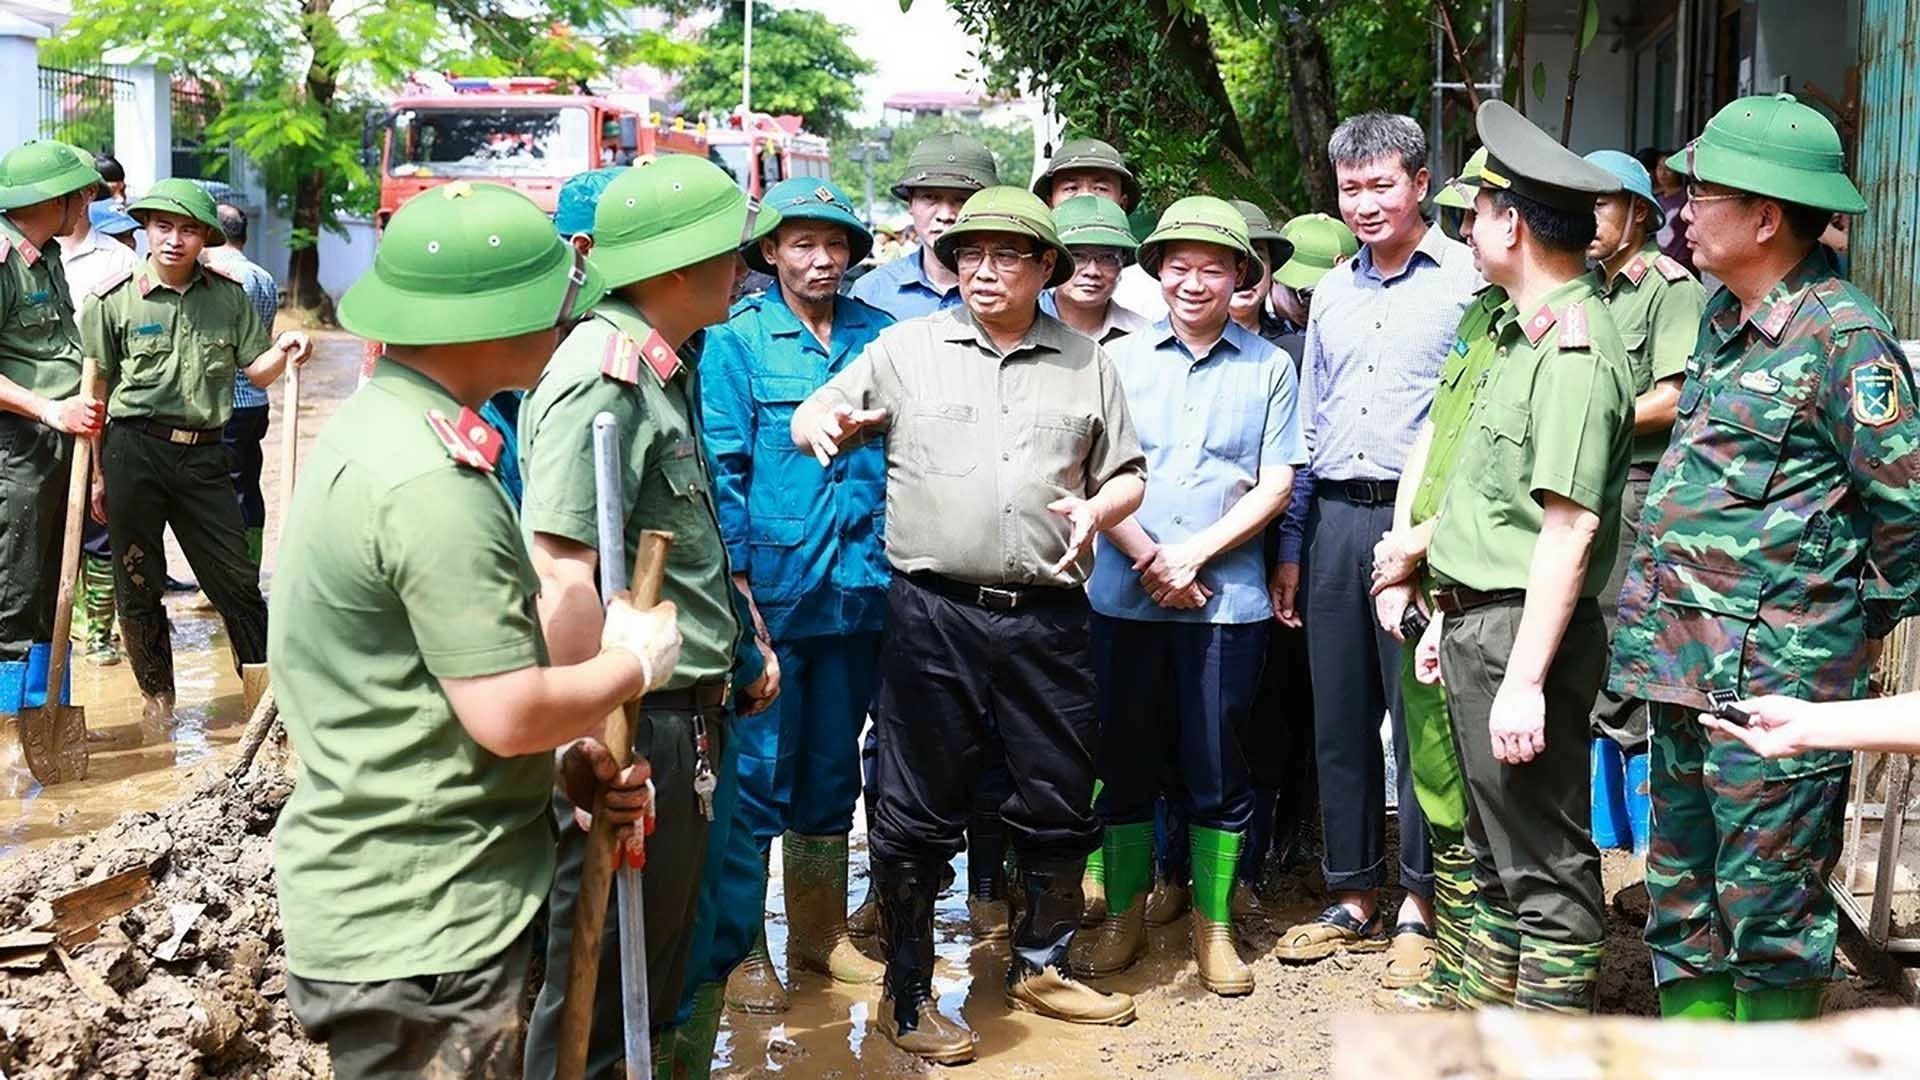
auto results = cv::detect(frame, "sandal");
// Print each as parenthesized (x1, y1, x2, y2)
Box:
(1379, 921, 1436, 990)
(1273, 904, 1390, 962)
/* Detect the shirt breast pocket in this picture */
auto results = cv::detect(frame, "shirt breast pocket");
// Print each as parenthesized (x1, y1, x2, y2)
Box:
(657, 449, 718, 545)
(910, 403, 979, 478)
(1698, 388, 1791, 502)
(752, 375, 814, 451)
(202, 335, 238, 377)
(123, 337, 172, 388)
(1469, 400, 1530, 499)
(1034, 410, 1095, 484)
(1619, 331, 1650, 388)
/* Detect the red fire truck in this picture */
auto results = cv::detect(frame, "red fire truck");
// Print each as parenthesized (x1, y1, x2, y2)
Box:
(705, 109, 832, 200)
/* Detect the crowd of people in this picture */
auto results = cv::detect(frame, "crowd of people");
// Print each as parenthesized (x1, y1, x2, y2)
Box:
(0, 81, 1912, 1080)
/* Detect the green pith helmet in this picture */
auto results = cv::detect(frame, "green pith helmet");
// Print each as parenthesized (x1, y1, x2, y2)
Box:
(1032, 137, 1141, 210)
(0, 140, 104, 212)
(932, 186, 1076, 288)
(1228, 199, 1296, 276)
(1275, 212, 1358, 291)
(1136, 196, 1266, 289)
(1434, 148, 1489, 211)
(1669, 92, 1865, 213)
(1052, 195, 1138, 261)
(127, 177, 228, 246)
(890, 132, 999, 200)
(747, 177, 873, 274)
(338, 181, 608, 346)
(593, 155, 780, 289)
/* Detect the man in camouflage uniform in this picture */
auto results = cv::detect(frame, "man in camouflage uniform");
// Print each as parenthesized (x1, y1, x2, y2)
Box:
(1610, 94, 1920, 1023)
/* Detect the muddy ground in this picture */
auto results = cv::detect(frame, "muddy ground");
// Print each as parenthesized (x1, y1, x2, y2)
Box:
(0, 335, 1910, 1077)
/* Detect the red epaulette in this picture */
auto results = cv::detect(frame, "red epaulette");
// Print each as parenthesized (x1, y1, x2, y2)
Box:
(1653, 254, 1691, 283)
(94, 266, 135, 298)
(1621, 252, 1652, 286)
(425, 407, 502, 473)
(1557, 302, 1592, 349)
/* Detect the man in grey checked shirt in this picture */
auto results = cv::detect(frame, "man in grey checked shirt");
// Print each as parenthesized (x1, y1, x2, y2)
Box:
(1271, 113, 1479, 993)
(207, 203, 279, 567)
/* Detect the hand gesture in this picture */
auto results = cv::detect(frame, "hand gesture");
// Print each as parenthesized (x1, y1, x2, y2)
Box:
(1371, 529, 1420, 593)
(1489, 677, 1545, 764)
(1047, 496, 1100, 576)
(1375, 581, 1414, 640)
(1698, 694, 1815, 758)
(800, 403, 887, 466)
(1269, 562, 1302, 628)
(90, 472, 108, 525)
(561, 739, 654, 862)
(1138, 542, 1204, 602)
(41, 394, 103, 437)
(1414, 611, 1445, 686)
(277, 330, 315, 368)
(601, 591, 681, 692)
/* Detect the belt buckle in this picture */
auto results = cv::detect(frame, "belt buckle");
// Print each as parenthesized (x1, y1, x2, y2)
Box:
(977, 585, 1020, 611)
(168, 427, 196, 446)
(720, 675, 734, 709)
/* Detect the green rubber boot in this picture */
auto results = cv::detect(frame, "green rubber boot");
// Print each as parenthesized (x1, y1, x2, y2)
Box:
(1735, 984, 1825, 1023)
(1191, 826, 1252, 995)
(1513, 938, 1603, 1014)
(1458, 898, 1521, 1008)
(245, 526, 265, 568)
(1660, 974, 1736, 1020)
(1083, 782, 1107, 924)
(665, 980, 724, 1080)
(1069, 820, 1152, 977)
(1377, 838, 1474, 1011)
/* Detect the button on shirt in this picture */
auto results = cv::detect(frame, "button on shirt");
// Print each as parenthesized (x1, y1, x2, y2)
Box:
(205, 248, 281, 411)
(1089, 320, 1305, 624)
(810, 306, 1146, 588)
(703, 287, 895, 641)
(0, 216, 82, 401)
(1276, 224, 1479, 563)
(848, 248, 962, 321)
(81, 259, 271, 429)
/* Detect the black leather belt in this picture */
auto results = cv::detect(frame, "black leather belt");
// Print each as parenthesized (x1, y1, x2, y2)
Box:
(1323, 479, 1399, 505)
(124, 418, 224, 446)
(1431, 585, 1525, 616)
(908, 571, 1082, 612)
(641, 678, 731, 713)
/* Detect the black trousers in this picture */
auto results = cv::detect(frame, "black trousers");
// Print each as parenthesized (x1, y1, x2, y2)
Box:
(869, 576, 1100, 865)
(223, 403, 270, 528)
(0, 413, 70, 662)
(101, 422, 268, 695)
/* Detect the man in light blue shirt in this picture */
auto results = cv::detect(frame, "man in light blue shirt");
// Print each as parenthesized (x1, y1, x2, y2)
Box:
(206, 203, 280, 566)
(1075, 197, 1303, 997)
(848, 133, 997, 321)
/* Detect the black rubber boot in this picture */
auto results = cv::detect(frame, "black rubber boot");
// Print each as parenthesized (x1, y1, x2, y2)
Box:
(875, 857, 975, 1063)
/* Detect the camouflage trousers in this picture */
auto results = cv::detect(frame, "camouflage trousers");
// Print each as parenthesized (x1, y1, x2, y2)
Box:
(1645, 702, 1849, 992)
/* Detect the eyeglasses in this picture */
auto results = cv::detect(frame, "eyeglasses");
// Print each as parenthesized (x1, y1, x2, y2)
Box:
(1070, 249, 1125, 270)
(953, 246, 1041, 273)
(1685, 182, 1751, 206)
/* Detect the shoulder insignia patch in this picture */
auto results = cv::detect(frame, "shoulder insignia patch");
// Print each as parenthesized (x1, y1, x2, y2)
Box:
(1521, 303, 1557, 346)
(1852, 359, 1903, 427)
(1653, 254, 1691, 283)
(0, 235, 11, 263)
(93, 267, 134, 298)
(425, 408, 501, 472)
(640, 329, 681, 383)
(1557, 302, 1591, 350)
(600, 331, 643, 385)
(1621, 252, 1652, 286)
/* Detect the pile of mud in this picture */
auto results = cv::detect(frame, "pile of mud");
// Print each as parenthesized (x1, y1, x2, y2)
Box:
(0, 765, 326, 1078)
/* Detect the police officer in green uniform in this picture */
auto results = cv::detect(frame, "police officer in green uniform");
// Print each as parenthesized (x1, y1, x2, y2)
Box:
(1611, 95, 1920, 1024)
(81, 178, 312, 724)
(0, 141, 103, 719)
(272, 180, 679, 1080)
(1416, 101, 1631, 1013)
(520, 155, 781, 1080)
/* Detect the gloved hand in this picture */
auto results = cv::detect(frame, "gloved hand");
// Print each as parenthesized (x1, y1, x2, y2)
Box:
(602, 591, 681, 692)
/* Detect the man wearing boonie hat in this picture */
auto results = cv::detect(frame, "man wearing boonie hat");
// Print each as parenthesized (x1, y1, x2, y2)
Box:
(1414, 100, 1632, 1014)
(81, 177, 312, 726)
(1610, 95, 1920, 1023)
(1578, 149, 1707, 884)
(699, 177, 893, 1016)
(0, 140, 105, 723)
(1042, 194, 1147, 345)
(1032, 137, 1165, 327)
(849, 132, 999, 321)
(1367, 147, 1508, 1013)
(1073, 195, 1303, 998)
(519, 154, 782, 1079)
(272, 180, 677, 1079)
(792, 185, 1145, 1062)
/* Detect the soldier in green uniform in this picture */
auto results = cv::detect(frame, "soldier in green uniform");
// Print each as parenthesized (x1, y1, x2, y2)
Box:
(272, 181, 678, 1080)
(0, 141, 103, 716)
(519, 155, 781, 1080)
(1610, 94, 1920, 1024)
(1416, 101, 1631, 1013)
(80, 179, 312, 724)
(1581, 150, 1707, 867)
(1368, 149, 1499, 1011)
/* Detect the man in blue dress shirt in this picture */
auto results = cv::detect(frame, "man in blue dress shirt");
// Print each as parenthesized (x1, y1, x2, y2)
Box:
(848, 133, 997, 321)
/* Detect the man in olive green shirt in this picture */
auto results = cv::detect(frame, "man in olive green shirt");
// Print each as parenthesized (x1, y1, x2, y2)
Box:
(80, 179, 310, 725)
(1416, 101, 1632, 1014)
(273, 182, 678, 1080)
(0, 141, 104, 722)
(520, 156, 781, 1080)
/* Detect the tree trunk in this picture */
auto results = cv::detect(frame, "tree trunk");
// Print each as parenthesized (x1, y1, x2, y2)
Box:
(1284, 12, 1339, 214)
(285, 0, 338, 319)
(1145, 0, 1253, 171)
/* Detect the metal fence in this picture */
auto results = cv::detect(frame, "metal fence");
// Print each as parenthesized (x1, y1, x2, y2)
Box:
(171, 81, 231, 182)
(37, 66, 132, 153)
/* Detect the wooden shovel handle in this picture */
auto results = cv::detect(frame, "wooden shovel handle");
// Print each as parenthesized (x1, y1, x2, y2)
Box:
(44, 358, 98, 699)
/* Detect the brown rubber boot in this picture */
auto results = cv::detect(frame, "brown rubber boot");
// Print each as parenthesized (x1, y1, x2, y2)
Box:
(1069, 902, 1144, 978)
(1193, 912, 1253, 996)
(967, 898, 1010, 945)
(1229, 879, 1262, 922)
(1143, 878, 1190, 926)
(1007, 855, 1136, 1026)
(1191, 827, 1253, 996)
(783, 833, 883, 983)
(847, 893, 878, 939)
(876, 857, 976, 1064)
(240, 663, 270, 720)
(724, 924, 789, 1014)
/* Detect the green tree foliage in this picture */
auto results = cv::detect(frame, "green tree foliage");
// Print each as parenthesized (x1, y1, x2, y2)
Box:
(829, 113, 1034, 225)
(675, 3, 874, 137)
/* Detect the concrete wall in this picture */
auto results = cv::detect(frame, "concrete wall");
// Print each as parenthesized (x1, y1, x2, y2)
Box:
(1752, 0, 1854, 99)
(1521, 31, 1638, 152)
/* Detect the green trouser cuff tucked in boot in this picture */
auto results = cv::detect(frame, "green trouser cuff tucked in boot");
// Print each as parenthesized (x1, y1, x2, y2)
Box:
(1189, 826, 1242, 923)
(1085, 780, 1106, 886)
(1514, 939, 1603, 1014)
(1735, 983, 1825, 1023)
(1102, 821, 1155, 915)
(1459, 901, 1521, 1008)
(1660, 974, 1735, 1020)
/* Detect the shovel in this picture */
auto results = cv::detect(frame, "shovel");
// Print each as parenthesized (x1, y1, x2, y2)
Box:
(13, 358, 98, 785)
(556, 410, 673, 1080)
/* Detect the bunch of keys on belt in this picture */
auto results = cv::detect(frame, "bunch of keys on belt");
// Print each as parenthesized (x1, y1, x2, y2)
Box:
(691, 713, 717, 821)
(1707, 689, 1752, 727)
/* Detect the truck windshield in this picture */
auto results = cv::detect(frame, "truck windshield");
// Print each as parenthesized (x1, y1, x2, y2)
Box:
(387, 106, 591, 178)
(712, 144, 751, 190)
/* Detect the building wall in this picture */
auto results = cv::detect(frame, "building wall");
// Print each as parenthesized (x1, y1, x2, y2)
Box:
(1752, 0, 1854, 98)
(1521, 31, 1637, 152)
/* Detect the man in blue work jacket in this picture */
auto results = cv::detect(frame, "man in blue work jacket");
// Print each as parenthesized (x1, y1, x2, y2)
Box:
(702, 177, 894, 1015)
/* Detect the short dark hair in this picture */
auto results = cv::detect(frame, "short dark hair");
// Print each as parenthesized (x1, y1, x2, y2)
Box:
(92, 154, 124, 183)
(1774, 199, 1835, 247)
(1329, 113, 1427, 179)
(1633, 147, 1664, 174)
(1488, 188, 1595, 256)
(216, 203, 248, 245)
